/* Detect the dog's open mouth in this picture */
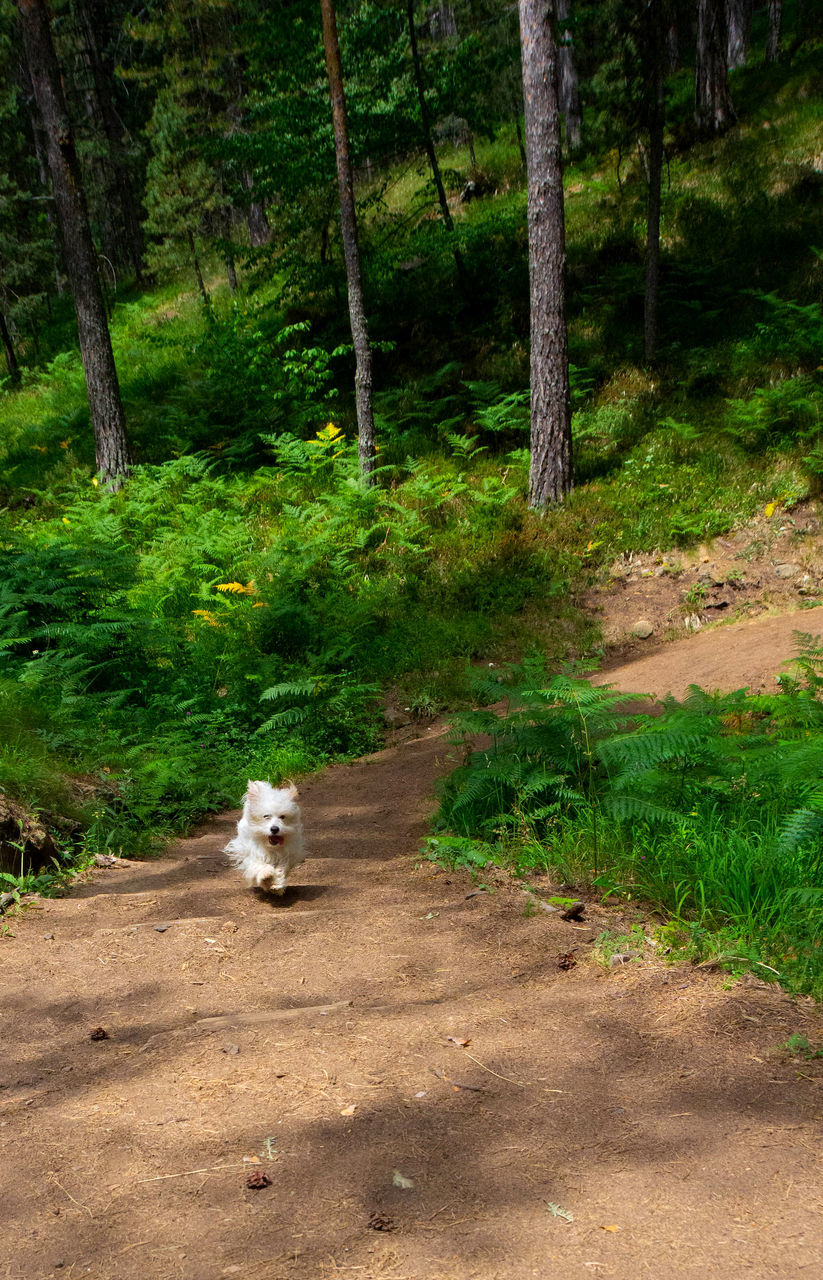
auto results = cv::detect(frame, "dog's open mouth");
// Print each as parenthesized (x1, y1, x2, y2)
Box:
(268, 834, 284, 847)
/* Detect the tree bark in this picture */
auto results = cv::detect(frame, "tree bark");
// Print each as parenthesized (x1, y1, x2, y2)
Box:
(556, 0, 582, 152)
(725, 0, 750, 68)
(72, 0, 144, 282)
(766, 0, 782, 61)
(17, 0, 129, 486)
(407, 0, 467, 287)
(518, 0, 572, 508)
(644, 3, 666, 365)
(242, 170, 272, 247)
(17, 59, 65, 295)
(0, 309, 21, 384)
(186, 228, 211, 310)
(319, 0, 376, 482)
(695, 0, 735, 134)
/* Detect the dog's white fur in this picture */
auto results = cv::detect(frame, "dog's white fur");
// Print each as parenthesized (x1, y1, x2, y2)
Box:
(224, 780, 304, 894)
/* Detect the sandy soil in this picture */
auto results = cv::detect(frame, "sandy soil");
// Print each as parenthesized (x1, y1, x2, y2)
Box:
(2, 606, 823, 1280)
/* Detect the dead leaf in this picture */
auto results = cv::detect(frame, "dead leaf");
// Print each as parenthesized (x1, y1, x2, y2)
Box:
(340, 1104, 357, 1117)
(245, 1171, 271, 1190)
(600, 1225, 621, 1232)
(446, 1036, 471, 1047)
(89, 1027, 109, 1041)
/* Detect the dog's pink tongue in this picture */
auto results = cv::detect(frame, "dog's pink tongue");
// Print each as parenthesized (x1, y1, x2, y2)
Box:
(268, 834, 283, 847)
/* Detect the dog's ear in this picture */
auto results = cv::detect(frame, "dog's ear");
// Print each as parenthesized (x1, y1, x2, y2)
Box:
(245, 780, 263, 800)
(284, 781, 299, 799)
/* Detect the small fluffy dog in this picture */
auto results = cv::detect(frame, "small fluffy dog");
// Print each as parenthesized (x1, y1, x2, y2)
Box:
(224, 780, 304, 894)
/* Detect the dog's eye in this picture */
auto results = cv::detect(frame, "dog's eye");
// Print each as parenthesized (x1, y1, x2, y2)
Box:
(278, 814, 286, 820)
(262, 813, 271, 819)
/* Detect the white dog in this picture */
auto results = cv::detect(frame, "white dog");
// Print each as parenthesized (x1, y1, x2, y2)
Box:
(224, 780, 304, 894)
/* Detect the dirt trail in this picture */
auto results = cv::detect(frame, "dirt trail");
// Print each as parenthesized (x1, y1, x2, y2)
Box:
(3, 616, 823, 1280)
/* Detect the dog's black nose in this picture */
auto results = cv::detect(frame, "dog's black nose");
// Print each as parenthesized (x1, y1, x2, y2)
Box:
(269, 824, 281, 835)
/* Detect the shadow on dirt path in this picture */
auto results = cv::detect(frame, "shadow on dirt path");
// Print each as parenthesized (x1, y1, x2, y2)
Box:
(2, 624, 823, 1280)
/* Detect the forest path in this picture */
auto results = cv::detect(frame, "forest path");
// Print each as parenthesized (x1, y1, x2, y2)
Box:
(3, 612, 823, 1280)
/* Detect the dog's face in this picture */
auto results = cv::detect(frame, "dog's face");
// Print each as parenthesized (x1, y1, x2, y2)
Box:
(243, 780, 301, 848)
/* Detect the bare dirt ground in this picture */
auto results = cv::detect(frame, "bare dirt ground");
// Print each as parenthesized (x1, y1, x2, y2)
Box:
(585, 498, 823, 672)
(3, 587, 823, 1279)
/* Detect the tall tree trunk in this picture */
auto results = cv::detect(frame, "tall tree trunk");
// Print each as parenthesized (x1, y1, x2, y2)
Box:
(695, 0, 735, 134)
(186, 228, 211, 310)
(72, 0, 144, 282)
(17, 0, 129, 487)
(725, 0, 750, 68)
(242, 170, 272, 247)
(0, 309, 21, 384)
(319, 0, 376, 482)
(556, 0, 582, 152)
(766, 0, 782, 60)
(644, 3, 666, 365)
(518, 0, 572, 508)
(222, 210, 238, 294)
(18, 60, 64, 295)
(407, 0, 467, 287)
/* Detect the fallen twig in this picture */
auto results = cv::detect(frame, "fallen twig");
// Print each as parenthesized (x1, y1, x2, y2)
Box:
(136, 1163, 247, 1183)
(460, 1049, 527, 1087)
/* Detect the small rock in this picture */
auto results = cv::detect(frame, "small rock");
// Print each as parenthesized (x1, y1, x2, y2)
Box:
(245, 1171, 271, 1190)
(609, 950, 641, 967)
(383, 707, 412, 729)
(560, 901, 585, 921)
(631, 620, 654, 639)
(43, 933, 55, 941)
(89, 1026, 109, 1041)
(774, 562, 803, 579)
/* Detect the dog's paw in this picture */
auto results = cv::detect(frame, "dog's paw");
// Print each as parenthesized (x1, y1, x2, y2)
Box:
(256, 868, 286, 894)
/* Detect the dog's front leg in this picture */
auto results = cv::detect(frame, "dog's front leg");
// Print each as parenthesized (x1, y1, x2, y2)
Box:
(242, 856, 285, 894)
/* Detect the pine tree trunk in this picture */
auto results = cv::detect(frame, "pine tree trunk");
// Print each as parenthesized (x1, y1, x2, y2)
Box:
(556, 0, 582, 152)
(0, 309, 21, 384)
(19, 61, 65, 295)
(695, 0, 736, 134)
(319, 0, 376, 482)
(519, 0, 572, 508)
(644, 5, 666, 365)
(766, 0, 782, 60)
(726, 0, 750, 68)
(242, 171, 272, 247)
(73, 0, 144, 282)
(17, 0, 129, 487)
(407, 0, 467, 286)
(186, 229, 211, 310)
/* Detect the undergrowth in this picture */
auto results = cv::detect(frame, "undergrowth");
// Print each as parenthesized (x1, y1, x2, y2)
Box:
(431, 641, 823, 997)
